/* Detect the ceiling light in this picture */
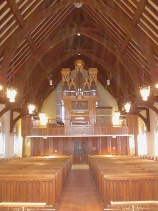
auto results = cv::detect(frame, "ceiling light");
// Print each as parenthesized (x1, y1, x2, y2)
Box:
(77, 33, 80, 36)
(124, 102, 131, 113)
(28, 104, 36, 115)
(139, 65, 150, 101)
(156, 83, 158, 88)
(74, 3, 83, 8)
(49, 75, 52, 85)
(0, 85, 3, 90)
(140, 85, 150, 101)
(107, 73, 112, 85)
(107, 79, 110, 85)
(7, 87, 17, 102)
(49, 79, 52, 86)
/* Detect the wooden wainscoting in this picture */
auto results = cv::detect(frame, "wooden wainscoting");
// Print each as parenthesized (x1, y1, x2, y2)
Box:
(28, 136, 130, 158)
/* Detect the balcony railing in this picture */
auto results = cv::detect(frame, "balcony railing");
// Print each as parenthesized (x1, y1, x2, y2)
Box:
(21, 115, 133, 137)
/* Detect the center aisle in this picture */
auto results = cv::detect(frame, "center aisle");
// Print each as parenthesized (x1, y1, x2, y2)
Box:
(56, 165, 104, 211)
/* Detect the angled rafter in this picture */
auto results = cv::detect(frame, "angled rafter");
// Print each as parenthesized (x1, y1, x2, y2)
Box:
(132, 0, 148, 26)
(15, 29, 139, 98)
(26, 35, 37, 54)
(1, 0, 156, 80)
(120, 34, 131, 53)
(6, 0, 25, 27)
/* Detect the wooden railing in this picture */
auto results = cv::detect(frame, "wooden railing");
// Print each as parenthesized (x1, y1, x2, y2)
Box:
(22, 114, 138, 136)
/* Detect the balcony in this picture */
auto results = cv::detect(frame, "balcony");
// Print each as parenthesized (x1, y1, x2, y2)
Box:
(22, 114, 138, 137)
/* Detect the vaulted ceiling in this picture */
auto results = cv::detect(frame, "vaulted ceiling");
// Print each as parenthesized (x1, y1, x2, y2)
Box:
(0, 0, 158, 117)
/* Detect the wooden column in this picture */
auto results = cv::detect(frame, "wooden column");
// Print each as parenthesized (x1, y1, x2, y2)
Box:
(134, 135, 138, 156)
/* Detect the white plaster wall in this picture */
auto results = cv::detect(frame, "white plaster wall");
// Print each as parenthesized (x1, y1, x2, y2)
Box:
(146, 108, 155, 156)
(138, 106, 158, 157)
(95, 83, 118, 112)
(0, 105, 23, 158)
(42, 89, 57, 119)
(41, 82, 118, 119)
(0, 107, 14, 158)
(17, 119, 23, 157)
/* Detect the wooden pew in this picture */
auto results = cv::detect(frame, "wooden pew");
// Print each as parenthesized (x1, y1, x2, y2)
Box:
(89, 155, 158, 209)
(0, 156, 72, 209)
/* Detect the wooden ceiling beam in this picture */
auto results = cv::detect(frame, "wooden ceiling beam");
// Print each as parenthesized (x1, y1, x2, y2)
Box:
(132, 0, 148, 26)
(15, 29, 138, 96)
(120, 34, 131, 53)
(31, 51, 126, 105)
(1, 0, 156, 88)
(38, 60, 46, 72)
(26, 35, 37, 54)
(12, 29, 139, 103)
(7, 0, 25, 27)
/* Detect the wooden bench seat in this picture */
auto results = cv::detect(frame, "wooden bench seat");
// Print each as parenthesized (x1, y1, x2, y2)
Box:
(0, 156, 72, 209)
(89, 155, 158, 209)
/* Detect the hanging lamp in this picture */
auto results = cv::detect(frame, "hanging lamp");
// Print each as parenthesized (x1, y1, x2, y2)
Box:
(139, 65, 150, 101)
(28, 73, 36, 114)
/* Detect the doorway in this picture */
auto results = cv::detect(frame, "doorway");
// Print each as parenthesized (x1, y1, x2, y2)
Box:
(73, 138, 88, 164)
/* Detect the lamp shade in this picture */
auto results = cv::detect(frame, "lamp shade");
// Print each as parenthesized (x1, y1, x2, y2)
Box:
(140, 85, 150, 101)
(28, 104, 35, 114)
(124, 102, 131, 113)
(7, 88, 17, 102)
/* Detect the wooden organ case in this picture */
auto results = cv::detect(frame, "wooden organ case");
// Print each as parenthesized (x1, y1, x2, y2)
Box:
(61, 60, 98, 127)
(61, 60, 98, 163)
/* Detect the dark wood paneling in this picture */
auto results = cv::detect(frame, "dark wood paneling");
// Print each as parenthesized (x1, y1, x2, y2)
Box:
(62, 138, 70, 155)
(100, 137, 108, 154)
(43, 139, 50, 155)
(30, 136, 130, 157)
(119, 136, 128, 155)
(90, 137, 98, 155)
(53, 138, 60, 155)
(110, 138, 117, 155)
(32, 138, 42, 156)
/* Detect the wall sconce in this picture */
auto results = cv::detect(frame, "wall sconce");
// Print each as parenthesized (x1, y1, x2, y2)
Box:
(39, 112, 48, 126)
(74, 3, 83, 8)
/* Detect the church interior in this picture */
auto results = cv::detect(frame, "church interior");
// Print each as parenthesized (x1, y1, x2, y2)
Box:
(0, 0, 158, 210)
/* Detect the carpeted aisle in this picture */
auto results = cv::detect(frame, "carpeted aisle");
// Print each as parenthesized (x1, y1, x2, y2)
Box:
(56, 165, 103, 211)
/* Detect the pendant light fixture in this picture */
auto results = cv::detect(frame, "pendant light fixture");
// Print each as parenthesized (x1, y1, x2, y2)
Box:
(123, 58, 131, 113)
(28, 72, 36, 114)
(7, 56, 17, 102)
(139, 65, 150, 101)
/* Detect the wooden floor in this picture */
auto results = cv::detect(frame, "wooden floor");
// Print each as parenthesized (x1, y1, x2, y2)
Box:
(56, 165, 104, 211)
